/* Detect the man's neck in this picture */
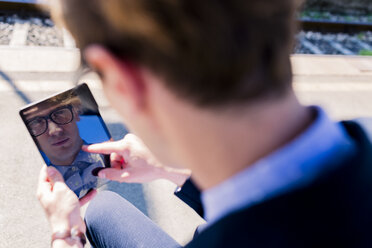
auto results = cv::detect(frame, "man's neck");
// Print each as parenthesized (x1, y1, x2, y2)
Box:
(154, 90, 313, 191)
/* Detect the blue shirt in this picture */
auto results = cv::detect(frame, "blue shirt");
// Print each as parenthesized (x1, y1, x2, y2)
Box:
(201, 107, 357, 227)
(53, 149, 108, 198)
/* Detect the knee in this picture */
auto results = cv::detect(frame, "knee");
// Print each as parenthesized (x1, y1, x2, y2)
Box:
(85, 190, 123, 231)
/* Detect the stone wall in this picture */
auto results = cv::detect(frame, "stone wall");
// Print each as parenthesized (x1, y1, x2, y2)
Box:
(304, 0, 372, 15)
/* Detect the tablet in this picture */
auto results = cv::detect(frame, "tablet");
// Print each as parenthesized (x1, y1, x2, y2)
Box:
(19, 83, 111, 198)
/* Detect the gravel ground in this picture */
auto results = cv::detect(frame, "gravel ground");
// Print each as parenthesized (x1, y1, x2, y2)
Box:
(0, 13, 63, 47)
(26, 17, 63, 47)
(0, 21, 13, 45)
(303, 0, 372, 16)
(0, 14, 14, 45)
(295, 31, 372, 55)
(0, 12, 372, 56)
(359, 32, 372, 42)
(300, 10, 372, 23)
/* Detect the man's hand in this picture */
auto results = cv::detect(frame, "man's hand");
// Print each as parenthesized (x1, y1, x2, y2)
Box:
(36, 165, 86, 234)
(83, 133, 191, 186)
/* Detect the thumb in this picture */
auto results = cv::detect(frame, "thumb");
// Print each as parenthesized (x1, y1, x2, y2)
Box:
(46, 166, 65, 184)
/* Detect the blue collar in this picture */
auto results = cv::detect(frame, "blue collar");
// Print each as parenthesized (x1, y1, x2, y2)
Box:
(201, 106, 356, 226)
(53, 148, 95, 175)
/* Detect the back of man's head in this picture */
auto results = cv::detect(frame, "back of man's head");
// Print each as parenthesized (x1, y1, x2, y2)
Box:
(53, 0, 298, 108)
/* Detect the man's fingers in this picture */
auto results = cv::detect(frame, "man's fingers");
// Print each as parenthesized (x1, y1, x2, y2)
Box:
(38, 165, 48, 183)
(98, 168, 131, 182)
(110, 153, 125, 169)
(79, 189, 97, 207)
(83, 141, 127, 155)
(46, 166, 64, 184)
(111, 161, 123, 169)
(36, 166, 52, 201)
(37, 180, 52, 201)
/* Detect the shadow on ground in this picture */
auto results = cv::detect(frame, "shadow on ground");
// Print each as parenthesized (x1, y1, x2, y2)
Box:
(0, 70, 32, 104)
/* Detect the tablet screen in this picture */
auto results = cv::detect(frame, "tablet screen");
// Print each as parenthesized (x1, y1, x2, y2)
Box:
(20, 83, 111, 198)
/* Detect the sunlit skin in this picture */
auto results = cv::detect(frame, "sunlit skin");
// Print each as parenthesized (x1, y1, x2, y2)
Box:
(27, 104, 83, 166)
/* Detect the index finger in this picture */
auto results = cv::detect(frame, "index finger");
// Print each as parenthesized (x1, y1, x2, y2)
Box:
(36, 165, 52, 200)
(83, 141, 126, 155)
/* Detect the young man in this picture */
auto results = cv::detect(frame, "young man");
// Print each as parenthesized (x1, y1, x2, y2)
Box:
(37, 0, 372, 247)
(27, 94, 106, 198)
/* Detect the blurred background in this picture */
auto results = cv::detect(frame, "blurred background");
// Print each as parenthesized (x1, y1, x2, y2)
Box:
(0, 0, 371, 247)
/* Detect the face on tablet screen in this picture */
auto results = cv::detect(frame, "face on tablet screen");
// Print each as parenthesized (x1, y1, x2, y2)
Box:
(20, 84, 111, 198)
(26, 103, 83, 165)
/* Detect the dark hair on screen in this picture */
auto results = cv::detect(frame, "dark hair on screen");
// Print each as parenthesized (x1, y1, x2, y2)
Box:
(52, 0, 298, 108)
(23, 90, 82, 118)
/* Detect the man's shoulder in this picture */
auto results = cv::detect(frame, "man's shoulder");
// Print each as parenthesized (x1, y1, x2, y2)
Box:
(186, 119, 372, 248)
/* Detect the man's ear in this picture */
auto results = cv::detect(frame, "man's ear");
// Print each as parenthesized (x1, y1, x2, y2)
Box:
(84, 45, 146, 112)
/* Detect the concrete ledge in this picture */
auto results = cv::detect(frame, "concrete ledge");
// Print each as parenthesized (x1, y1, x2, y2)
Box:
(1, 47, 372, 75)
(1, 46, 372, 75)
(291, 54, 372, 76)
(0, 46, 80, 72)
